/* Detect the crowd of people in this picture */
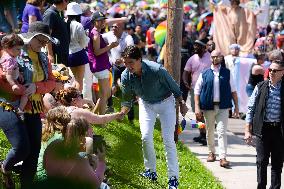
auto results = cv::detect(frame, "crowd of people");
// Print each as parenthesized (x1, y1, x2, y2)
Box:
(0, 0, 284, 189)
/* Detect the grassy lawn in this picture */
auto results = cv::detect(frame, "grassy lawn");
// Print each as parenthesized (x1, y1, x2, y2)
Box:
(0, 99, 223, 189)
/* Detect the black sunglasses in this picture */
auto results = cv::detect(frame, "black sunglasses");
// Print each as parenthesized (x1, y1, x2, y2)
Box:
(268, 68, 284, 74)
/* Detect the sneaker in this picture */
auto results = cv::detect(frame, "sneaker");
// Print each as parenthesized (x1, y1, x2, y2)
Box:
(139, 169, 158, 181)
(168, 176, 179, 189)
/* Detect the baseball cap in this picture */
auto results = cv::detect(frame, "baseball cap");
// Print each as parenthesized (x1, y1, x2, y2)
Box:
(91, 11, 106, 21)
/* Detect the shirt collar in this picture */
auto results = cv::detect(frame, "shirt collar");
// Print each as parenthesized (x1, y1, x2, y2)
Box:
(211, 64, 221, 71)
(269, 79, 282, 89)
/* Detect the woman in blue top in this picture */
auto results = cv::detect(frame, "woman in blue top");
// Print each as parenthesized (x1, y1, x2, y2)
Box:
(21, 0, 43, 33)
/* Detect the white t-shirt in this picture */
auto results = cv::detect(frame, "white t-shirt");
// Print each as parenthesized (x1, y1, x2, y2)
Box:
(69, 20, 89, 54)
(102, 31, 134, 66)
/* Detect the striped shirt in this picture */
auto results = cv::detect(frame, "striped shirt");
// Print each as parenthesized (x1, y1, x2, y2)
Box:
(246, 80, 282, 124)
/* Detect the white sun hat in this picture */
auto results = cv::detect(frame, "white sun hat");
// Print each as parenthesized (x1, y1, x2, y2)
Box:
(66, 2, 83, 16)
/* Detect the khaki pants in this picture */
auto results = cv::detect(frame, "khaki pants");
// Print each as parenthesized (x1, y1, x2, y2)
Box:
(203, 106, 229, 159)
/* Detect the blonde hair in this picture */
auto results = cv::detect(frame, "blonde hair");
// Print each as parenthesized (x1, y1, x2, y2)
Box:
(64, 118, 90, 146)
(27, 0, 42, 6)
(42, 106, 71, 142)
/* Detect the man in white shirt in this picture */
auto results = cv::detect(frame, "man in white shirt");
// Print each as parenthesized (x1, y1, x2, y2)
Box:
(224, 43, 241, 75)
(194, 50, 239, 168)
(102, 22, 134, 121)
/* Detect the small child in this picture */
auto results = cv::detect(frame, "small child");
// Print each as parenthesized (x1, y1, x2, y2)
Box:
(0, 33, 26, 119)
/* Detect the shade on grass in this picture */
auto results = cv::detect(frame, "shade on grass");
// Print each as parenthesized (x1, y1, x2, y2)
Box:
(91, 99, 223, 189)
(0, 99, 223, 189)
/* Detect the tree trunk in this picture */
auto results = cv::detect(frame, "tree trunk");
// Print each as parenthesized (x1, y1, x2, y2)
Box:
(164, 0, 184, 142)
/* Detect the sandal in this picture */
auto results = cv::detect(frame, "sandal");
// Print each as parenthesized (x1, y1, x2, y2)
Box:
(0, 162, 15, 189)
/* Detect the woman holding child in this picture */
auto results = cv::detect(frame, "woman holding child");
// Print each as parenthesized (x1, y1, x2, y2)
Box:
(0, 21, 56, 188)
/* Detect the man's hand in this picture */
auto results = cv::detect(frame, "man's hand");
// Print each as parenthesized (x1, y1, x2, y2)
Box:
(115, 58, 123, 66)
(195, 105, 202, 119)
(117, 106, 130, 121)
(232, 107, 240, 118)
(110, 41, 119, 48)
(244, 123, 253, 145)
(183, 81, 191, 90)
(179, 101, 188, 116)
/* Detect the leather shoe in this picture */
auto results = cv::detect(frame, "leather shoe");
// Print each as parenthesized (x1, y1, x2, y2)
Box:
(207, 153, 216, 162)
(220, 158, 230, 167)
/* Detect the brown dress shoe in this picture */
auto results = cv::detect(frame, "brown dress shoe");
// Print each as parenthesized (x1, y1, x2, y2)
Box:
(207, 153, 216, 162)
(220, 158, 230, 167)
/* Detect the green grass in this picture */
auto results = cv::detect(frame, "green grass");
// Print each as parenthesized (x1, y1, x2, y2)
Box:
(0, 99, 224, 189)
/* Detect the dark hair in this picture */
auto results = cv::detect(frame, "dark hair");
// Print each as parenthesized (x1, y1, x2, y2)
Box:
(55, 87, 81, 106)
(52, 0, 65, 5)
(253, 50, 266, 60)
(1, 33, 24, 49)
(121, 45, 142, 60)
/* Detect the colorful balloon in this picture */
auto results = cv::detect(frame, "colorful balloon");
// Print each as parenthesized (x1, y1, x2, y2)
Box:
(154, 20, 167, 47)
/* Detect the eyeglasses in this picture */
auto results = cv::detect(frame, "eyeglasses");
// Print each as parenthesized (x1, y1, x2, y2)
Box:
(35, 36, 49, 46)
(268, 68, 284, 74)
(111, 25, 118, 29)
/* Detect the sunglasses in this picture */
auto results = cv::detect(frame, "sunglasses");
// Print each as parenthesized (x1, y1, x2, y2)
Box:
(268, 68, 284, 74)
(111, 25, 118, 29)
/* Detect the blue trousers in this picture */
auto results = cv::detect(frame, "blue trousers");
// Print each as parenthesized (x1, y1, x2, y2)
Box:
(0, 99, 42, 187)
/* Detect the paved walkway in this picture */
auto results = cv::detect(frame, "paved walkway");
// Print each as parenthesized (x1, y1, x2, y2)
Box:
(180, 111, 284, 189)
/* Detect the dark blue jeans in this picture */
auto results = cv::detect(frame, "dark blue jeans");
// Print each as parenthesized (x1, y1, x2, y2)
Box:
(21, 113, 42, 188)
(0, 99, 42, 187)
(0, 100, 30, 172)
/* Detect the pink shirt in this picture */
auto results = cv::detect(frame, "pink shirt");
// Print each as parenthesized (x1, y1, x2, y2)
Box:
(0, 52, 18, 76)
(184, 52, 211, 88)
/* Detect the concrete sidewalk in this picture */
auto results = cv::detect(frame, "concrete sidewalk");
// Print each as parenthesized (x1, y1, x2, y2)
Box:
(179, 112, 284, 189)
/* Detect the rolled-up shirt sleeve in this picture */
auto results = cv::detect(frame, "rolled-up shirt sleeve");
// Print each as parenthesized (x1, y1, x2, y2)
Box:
(121, 73, 135, 108)
(158, 67, 182, 98)
(184, 57, 192, 72)
(245, 85, 259, 124)
(194, 73, 203, 95)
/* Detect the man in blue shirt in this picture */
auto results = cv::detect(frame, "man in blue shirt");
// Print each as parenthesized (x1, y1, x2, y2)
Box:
(120, 46, 188, 189)
(245, 60, 284, 189)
